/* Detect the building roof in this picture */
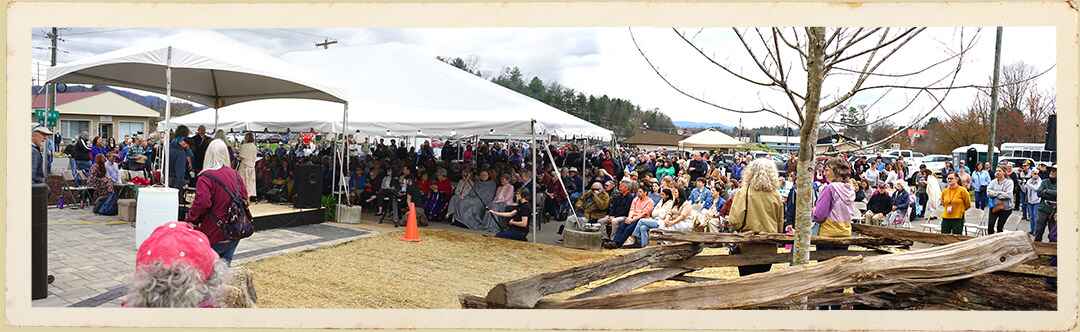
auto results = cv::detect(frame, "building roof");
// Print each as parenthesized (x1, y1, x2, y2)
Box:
(31, 91, 105, 108)
(623, 130, 686, 147)
(758, 135, 801, 144)
(31, 90, 160, 118)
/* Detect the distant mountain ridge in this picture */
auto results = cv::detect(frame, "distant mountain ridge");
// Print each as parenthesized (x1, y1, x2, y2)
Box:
(673, 121, 735, 130)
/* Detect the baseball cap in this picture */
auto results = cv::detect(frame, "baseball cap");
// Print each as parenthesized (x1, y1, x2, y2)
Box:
(569, 167, 578, 172)
(135, 221, 219, 281)
(32, 125, 53, 135)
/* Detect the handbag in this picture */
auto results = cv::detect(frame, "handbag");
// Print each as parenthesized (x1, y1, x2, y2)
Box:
(991, 197, 1008, 214)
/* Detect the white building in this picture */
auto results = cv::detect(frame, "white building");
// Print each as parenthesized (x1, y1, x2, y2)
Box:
(757, 135, 801, 154)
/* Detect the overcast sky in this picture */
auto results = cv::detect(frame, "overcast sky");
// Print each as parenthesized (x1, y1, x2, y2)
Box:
(31, 27, 1056, 128)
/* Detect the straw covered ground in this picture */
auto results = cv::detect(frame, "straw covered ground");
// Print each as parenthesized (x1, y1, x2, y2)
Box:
(243, 227, 624, 308)
(242, 225, 768, 308)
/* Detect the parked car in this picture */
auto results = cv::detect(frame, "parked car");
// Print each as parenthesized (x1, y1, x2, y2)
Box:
(921, 154, 953, 175)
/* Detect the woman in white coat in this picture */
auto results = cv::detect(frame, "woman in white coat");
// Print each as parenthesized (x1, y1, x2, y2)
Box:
(925, 170, 943, 221)
(237, 132, 259, 203)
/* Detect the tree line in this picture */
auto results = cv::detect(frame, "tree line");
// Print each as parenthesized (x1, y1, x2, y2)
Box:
(437, 56, 677, 139)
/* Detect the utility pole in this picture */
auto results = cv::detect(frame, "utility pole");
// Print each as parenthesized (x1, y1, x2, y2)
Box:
(984, 27, 1003, 236)
(986, 27, 1003, 167)
(47, 27, 59, 129)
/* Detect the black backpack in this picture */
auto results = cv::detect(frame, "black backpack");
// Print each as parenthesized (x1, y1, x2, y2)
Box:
(203, 173, 255, 241)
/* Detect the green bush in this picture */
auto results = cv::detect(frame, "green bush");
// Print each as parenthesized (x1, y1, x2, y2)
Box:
(321, 195, 337, 221)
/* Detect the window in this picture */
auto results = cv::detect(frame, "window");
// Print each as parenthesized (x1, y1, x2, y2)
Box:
(118, 121, 145, 138)
(59, 120, 90, 144)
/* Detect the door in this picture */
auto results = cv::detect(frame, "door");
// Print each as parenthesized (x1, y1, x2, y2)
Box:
(99, 123, 113, 139)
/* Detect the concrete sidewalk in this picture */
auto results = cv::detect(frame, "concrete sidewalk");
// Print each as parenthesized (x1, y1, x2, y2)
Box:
(32, 207, 374, 307)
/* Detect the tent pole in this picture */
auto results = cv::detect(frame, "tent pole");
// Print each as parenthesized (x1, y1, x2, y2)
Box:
(343, 102, 350, 206)
(530, 121, 537, 243)
(161, 46, 173, 186)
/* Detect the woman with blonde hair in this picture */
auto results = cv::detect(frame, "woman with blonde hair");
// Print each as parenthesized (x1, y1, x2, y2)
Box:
(728, 158, 785, 276)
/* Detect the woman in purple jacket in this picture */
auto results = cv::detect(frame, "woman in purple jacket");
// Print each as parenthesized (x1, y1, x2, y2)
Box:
(185, 139, 249, 265)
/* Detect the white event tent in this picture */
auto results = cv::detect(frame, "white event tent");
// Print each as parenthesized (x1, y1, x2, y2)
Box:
(166, 42, 612, 141)
(45, 30, 350, 248)
(678, 129, 745, 150)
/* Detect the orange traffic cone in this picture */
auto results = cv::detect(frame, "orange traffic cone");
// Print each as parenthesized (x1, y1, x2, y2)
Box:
(401, 202, 421, 242)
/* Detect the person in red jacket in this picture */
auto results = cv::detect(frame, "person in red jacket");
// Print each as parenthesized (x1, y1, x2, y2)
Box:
(185, 139, 249, 265)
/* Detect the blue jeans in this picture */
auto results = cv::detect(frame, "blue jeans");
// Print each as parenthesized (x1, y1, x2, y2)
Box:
(634, 219, 661, 247)
(1026, 203, 1040, 233)
(811, 222, 821, 236)
(211, 240, 240, 266)
(75, 160, 92, 173)
(496, 229, 528, 241)
(975, 188, 988, 209)
(611, 219, 639, 247)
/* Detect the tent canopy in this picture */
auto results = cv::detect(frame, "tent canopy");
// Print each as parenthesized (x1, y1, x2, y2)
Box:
(165, 42, 611, 140)
(678, 129, 744, 149)
(46, 31, 348, 108)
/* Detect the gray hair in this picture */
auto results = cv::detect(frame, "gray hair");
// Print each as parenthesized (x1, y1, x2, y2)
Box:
(124, 260, 230, 307)
(213, 129, 227, 140)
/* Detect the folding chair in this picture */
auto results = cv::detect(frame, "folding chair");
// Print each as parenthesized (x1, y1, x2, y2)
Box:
(60, 159, 94, 209)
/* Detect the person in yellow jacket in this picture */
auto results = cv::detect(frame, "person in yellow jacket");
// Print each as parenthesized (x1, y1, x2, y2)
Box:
(576, 181, 611, 223)
(728, 158, 784, 277)
(939, 173, 972, 234)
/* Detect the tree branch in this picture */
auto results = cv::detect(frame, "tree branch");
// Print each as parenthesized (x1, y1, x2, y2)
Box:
(823, 27, 928, 112)
(671, 28, 775, 88)
(827, 28, 920, 67)
(630, 27, 801, 126)
(825, 27, 881, 63)
(731, 28, 808, 100)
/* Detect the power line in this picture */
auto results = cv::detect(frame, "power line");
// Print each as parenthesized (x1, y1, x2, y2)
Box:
(62, 28, 140, 36)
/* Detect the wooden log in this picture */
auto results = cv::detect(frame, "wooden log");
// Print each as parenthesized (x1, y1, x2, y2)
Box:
(566, 268, 693, 300)
(460, 295, 497, 309)
(829, 273, 1057, 310)
(484, 243, 701, 308)
(650, 230, 912, 247)
(1001, 263, 1056, 278)
(534, 231, 1036, 309)
(669, 275, 720, 283)
(675, 250, 880, 269)
(852, 224, 1055, 256)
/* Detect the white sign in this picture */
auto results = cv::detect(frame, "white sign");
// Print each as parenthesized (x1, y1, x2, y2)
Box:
(100, 116, 113, 122)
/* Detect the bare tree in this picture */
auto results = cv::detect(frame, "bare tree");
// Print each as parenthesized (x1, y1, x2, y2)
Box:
(631, 26, 1051, 274)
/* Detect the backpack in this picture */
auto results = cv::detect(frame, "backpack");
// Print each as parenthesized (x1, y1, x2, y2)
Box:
(203, 173, 255, 241)
(94, 192, 119, 216)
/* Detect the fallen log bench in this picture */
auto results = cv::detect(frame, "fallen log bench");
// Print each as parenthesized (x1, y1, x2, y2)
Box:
(649, 229, 913, 247)
(463, 231, 1037, 310)
(852, 223, 1056, 256)
(482, 243, 701, 308)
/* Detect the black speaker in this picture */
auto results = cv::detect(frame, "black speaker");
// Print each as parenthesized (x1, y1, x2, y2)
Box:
(32, 184, 48, 300)
(293, 164, 322, 209)
(1045, 113, 1056, 151)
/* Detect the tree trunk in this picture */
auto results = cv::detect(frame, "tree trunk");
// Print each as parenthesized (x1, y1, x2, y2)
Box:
(651, 230, 911, 247)
(565, 268, 694, 300)
(484, 243, 700, 308)
(793, 27, 827, 266)
(851, 223, 1056, 256)
(676, 249, 879, 270)
(532, 232, 1035, 310)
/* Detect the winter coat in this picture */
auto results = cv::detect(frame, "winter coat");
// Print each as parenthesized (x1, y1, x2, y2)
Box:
(812, 182, 856, 238)
(728, 187, 784, 234)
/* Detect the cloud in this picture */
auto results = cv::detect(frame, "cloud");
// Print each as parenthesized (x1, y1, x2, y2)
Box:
(32, 26, 1054, 128)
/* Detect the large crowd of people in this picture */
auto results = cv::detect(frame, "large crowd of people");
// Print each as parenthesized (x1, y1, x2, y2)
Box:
(32, 121, 1059, 306)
